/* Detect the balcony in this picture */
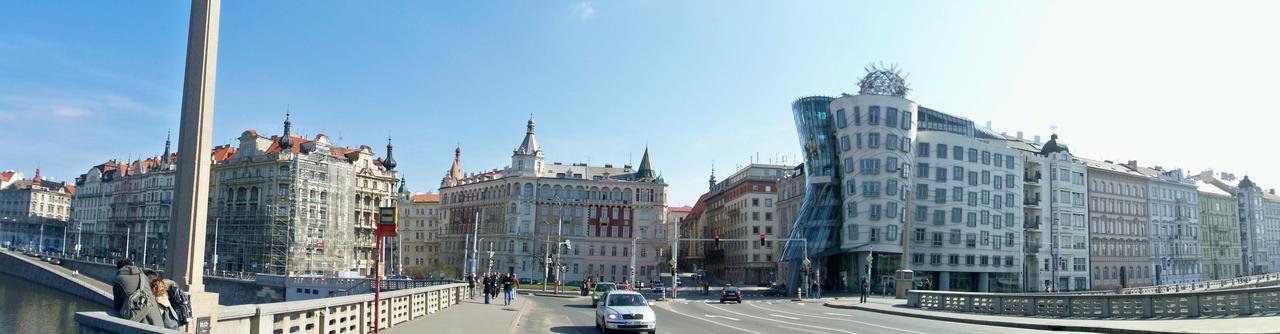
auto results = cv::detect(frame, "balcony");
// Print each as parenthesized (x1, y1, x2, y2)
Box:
(1024, 172, 1042, 184)
(1025, 197, 1041, 207)
(1024, 244, 1041, 253)
(1024, 217, 1041, 229)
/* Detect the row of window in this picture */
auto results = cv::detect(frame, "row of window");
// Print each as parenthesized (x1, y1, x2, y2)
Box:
(840, 132, 913, 156)
(912, 205, 1018, 229)
(836, 105, 913, 131)
(917, 142, 1017, 170)
(916, 165, 1018, 190)
(912, 228, 1018, 250)
(911, 253, 1018, 267)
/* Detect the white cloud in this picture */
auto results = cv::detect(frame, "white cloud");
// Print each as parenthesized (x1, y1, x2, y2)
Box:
(51, 106, 90, 118)
(573, 2, 596, 20)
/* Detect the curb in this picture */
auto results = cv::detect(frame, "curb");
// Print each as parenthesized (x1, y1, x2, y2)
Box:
(821, 303, 1229, 334)
(506, 298, 531, 334)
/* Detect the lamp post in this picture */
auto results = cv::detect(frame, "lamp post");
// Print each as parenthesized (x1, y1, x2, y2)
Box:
(541, 195, 566, 291)
(629, 235, 640, 287)
(554, 240, 570, 293)
(895, 164, 914, 299)
(487, 249, 495, 273)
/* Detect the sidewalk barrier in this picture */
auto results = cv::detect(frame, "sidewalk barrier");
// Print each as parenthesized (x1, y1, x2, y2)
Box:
(77, 283, 468, 334)
(906, 284, 1280, 318)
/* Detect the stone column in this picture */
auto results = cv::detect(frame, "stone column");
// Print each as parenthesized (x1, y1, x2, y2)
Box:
(167, 0, 221, 332)
(939, 271, 951, 290)
(978, 272, 990, 292)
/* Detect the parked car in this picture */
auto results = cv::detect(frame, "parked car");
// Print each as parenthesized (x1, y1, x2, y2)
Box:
(595, 290, 657, 333)
(761, 284, 789, 297)
(50, 258, 62, 266)
(650, 283, 665, 294)
(720, 286, 742, 303)
(590, 282, 618, 307)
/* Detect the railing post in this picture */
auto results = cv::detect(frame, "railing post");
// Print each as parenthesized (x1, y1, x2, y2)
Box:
(1143, 296, 1153, 318)
(1064, 296, 1072, 317)
(1028, 296, 1037, 316)
(1242, 290, 1253, 316)
(1102, 296, 1112, 318)
(964, 296, 973, 312)
(1190, 294, 1201, 317)
(938, 293, 946, 310)
(993, 296, 1003, 315)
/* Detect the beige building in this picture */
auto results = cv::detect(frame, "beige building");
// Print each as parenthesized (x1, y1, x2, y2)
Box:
(1, 168, 75, 251)
(439, 117, 668, 284)
(208, 115, 398, 276)
(1084, 158, 1152, 289)
(398, 190, 444, 278)
(685, 163, 791, 285)
(662, 206, 691, 274)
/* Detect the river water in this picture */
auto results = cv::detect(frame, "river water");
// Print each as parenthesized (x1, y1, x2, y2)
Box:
(0, 272, 107, 333)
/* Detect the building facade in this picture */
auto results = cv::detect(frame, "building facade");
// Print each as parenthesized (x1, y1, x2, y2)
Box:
(1085, 159, 1153, 289)
(398, 190, 444, 277)
(71, 135, 177, 262)
(1125, 164, 1202, 284)
(1197, 180, 1242, 279)
(1, 168, 75, 252)
(1195, 171, 1280, 275)
(907, 108, 1025, 292)
(439, 118, 667, 285)
(662, 206, 690, 275)
(1006, 134, 1091, 292)
(703, 164, 790, 285)
(207, 115, 399, 275)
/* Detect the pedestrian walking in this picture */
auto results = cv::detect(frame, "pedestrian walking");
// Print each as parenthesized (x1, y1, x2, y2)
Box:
(511, 274, 520, 300)
(482, 273, 492, 304)
(111, 259, 164, 326)
(467, 274, 476, 299)
(502, 274, 515, 306)
(860, 276, 870, 303)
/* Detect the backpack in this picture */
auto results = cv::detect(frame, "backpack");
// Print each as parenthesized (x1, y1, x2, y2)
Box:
(166, 283, 192, 326)
(119, 272, 158, 322)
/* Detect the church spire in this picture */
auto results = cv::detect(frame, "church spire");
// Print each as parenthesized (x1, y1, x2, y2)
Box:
(383, 136, 397, 171)
(163, 130, 172, 159)
(636, 146, 655, 180)
(279, 111, 295, 150)
(514, 115, 541, 155)
(708, 163, 717, 190)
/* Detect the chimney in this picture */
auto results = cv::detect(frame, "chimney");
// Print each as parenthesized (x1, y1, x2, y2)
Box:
(1034, 135, 1041, 145)
(1270, 189, 1276, 195)
(1104, 160, 1114, 164)
(986, 121, 992, 129)
(1127, 160, 1137, 169)
(1017, 131, 1024, 140)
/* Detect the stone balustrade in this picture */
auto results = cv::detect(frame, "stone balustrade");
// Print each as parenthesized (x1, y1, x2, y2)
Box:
(907, 284, 1280, 318)
(76, 283, 467, 334)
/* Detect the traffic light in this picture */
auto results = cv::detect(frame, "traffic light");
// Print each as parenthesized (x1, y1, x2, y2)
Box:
(759, 234, 767, 246)
(713, 234, 721, 247)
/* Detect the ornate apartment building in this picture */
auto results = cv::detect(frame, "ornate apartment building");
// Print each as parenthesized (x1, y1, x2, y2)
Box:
(398, 190, 444, 276)
(1007, 134, 1091, 292)
(1196, 179, 1242, 279)
(1124, 164, 1202, 285)
(439, 118, 667, 284)
(71, 136, 176, 262)
(207, 115, 399, 275)
(1084, 158, 1153, 289)
(2, 168, 75, 251)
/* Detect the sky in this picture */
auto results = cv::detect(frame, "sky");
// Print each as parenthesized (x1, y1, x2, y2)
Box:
(2, 1, 1279, 206)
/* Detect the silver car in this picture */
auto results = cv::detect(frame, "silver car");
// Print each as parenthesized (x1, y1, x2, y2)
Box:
(595, 290, 657, 333)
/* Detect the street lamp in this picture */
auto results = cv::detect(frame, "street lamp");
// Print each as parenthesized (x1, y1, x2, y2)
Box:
(487, 250, 495, 273)
(554, 240, 570, 293)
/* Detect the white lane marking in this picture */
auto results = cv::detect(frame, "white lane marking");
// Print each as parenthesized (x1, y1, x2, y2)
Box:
(824, 312, 853, 316)
(796, 303, 806, 306)
(705, 304, 856, 334)
(748, 303, 927, 334)
(659, 302, 762, 334)
(705, 314, 740, 321)
(770, 314, 800, 320)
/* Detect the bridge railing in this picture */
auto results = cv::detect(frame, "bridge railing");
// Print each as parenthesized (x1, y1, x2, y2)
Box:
(906, 284, 1280, 318)
(1044, 272, 1280, 296)
(77, 282, 467, 334)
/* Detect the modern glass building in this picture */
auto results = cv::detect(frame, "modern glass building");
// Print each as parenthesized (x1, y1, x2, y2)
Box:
(781, 96, 844, 289)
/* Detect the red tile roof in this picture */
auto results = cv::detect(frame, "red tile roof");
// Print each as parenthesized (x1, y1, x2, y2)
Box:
(264, 135, 311, 155)
(211, 145, 238, 163)
(0, 171, 14, 182)
(668, 205, 693, 213)
(411, 193, 440, 203)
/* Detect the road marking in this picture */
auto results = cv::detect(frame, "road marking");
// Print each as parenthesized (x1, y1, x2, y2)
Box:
(660, 303, 762, 334)
(705, 314, 740, 321)
(748, 303, 927, 334)
(770, 314, 800, 320)
(705, 304, 856, 334)
(824, 312, 854, 316)
(796, 303, 805, 306)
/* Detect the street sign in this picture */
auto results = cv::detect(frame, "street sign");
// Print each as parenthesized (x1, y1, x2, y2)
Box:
(377, 207, 397, 236)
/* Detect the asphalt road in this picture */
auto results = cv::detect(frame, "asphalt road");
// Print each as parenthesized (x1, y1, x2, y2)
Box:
(516, 293, 1089, 334)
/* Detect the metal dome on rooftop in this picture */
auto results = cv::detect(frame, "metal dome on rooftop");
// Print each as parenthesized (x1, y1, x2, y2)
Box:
(858, 63, 910, 97)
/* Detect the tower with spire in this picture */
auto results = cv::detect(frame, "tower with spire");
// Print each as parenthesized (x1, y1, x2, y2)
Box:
(442, 146, 465, 188)
(510, 115, 545, 176)
(708, 164, 717, 190)
(279, 112, 295, 150)
(383, 137, 397, 171)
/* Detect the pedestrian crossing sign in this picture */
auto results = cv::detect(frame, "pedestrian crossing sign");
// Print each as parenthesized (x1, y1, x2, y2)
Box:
(377, 207, 398, 236)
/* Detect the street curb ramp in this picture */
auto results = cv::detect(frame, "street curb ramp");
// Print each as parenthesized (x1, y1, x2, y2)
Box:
(821, 302, 1240, 334)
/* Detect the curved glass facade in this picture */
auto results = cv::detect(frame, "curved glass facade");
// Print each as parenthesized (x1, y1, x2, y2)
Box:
(783, 96, 844, 288)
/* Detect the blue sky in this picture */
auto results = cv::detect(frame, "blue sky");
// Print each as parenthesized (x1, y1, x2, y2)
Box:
(3, 1, 1279, 205)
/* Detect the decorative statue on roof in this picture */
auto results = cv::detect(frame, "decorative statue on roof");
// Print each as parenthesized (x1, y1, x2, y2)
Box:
(858, 63, 909, 97)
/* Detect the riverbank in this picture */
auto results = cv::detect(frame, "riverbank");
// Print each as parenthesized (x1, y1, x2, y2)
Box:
(0, 249, 112, 307)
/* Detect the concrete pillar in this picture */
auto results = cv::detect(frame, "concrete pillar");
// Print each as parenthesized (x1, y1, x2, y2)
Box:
(978, 272, 990, 292)
(939, 271, 951, 291)
(167, 0, 221, 332)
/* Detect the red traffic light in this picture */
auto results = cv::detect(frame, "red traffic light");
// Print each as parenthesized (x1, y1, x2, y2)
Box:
(759, 234, 767, 246)
(713, 234, 721, 246)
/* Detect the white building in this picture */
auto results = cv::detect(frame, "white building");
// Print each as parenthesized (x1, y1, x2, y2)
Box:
(439, 117, 668, 284)
(906, 108, 1025, 292)
(1007, 134, 1091, 292)
(1124, 164, 1201, 284)
(2, 168, 75, 251)
(1195, 171, 1280, 275)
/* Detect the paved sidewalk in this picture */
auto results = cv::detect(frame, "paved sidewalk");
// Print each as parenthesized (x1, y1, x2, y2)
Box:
(825, 296, 1280, 334)
(3, 250, 111, 293)
(385, 294, 529, 334)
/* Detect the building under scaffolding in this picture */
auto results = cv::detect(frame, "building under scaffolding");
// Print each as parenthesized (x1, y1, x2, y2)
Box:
(208, 115, 398, 276)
